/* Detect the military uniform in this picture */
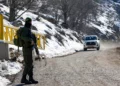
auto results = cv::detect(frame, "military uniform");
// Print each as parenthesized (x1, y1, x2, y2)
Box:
(20, 18, 38, 84)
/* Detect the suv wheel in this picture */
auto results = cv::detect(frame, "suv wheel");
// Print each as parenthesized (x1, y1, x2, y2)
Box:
(97, 47, 100, 50)
(84, 48, 87, 51)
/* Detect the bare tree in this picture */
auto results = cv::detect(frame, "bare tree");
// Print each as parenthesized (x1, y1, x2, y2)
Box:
(69, 0, 98, 30)
(47, 0, 77, 28)
(8, 0, 37, 22)
(46, 0, 98, 29)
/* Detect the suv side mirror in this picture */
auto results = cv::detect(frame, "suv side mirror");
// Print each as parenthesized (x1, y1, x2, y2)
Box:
(82, 37, 85, 40)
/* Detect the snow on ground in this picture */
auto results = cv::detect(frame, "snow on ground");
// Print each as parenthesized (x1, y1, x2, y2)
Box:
(0, 76, 10, 86)
(0, 61, 22, 76)
(0, 60, 22, 86)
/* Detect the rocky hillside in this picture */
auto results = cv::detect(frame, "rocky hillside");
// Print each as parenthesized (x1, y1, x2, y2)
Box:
(86, 0, 120, 41)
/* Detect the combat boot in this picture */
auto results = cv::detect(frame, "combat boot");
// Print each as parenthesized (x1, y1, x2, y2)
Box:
(29, 76, 38, 84)
(21, 75, 32, 84)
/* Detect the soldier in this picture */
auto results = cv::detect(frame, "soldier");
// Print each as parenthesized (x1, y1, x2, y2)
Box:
(20, 17, 38, 84)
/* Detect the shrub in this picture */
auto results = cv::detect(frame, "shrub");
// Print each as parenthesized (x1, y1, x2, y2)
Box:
(54, 33, 64, 46)
(59, 30, 66, 36)
(44, 30, 52, 39)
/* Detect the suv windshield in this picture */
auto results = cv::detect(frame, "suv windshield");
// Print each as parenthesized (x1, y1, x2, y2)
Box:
(85, 36, 97, 40)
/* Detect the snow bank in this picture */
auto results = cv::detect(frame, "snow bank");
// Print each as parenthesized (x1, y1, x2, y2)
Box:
(0, 60, 22, 86)
(0, 76, 10, 86)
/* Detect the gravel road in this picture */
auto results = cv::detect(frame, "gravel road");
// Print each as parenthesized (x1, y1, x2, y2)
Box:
(11, 42, 120, 86)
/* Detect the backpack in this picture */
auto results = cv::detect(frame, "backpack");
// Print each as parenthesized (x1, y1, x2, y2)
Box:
(13, 27, 24, 47)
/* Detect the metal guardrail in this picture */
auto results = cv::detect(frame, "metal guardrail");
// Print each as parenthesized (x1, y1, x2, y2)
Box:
(0, 14, 46, 49)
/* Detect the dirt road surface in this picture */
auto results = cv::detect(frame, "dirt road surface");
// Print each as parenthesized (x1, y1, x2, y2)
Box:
(11, 42, 120, 86)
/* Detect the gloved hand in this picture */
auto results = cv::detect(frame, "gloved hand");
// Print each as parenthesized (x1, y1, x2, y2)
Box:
(35, 56, 41, 61)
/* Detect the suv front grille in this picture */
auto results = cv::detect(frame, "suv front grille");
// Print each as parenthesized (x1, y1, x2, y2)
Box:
(86, 42, 96, 45)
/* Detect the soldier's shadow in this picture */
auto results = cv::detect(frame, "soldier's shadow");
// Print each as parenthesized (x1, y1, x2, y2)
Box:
(15, 83, 35, 86)
(15, 83, 25, 86)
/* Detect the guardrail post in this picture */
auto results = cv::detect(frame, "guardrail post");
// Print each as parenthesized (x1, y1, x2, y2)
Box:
(0, 14, 9, 60)
(0, 14, 3, 40)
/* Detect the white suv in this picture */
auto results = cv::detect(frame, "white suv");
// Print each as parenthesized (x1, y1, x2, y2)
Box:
(82, 35, 100, 51)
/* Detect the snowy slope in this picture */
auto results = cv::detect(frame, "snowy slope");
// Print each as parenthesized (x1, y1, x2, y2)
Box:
(0, 4, 83, 58)
(87, 0, 120, 40)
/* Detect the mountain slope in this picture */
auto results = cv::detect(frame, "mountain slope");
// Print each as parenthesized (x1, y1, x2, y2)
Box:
(85, 0, 120, 41)
(0, 4, 83, 58)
